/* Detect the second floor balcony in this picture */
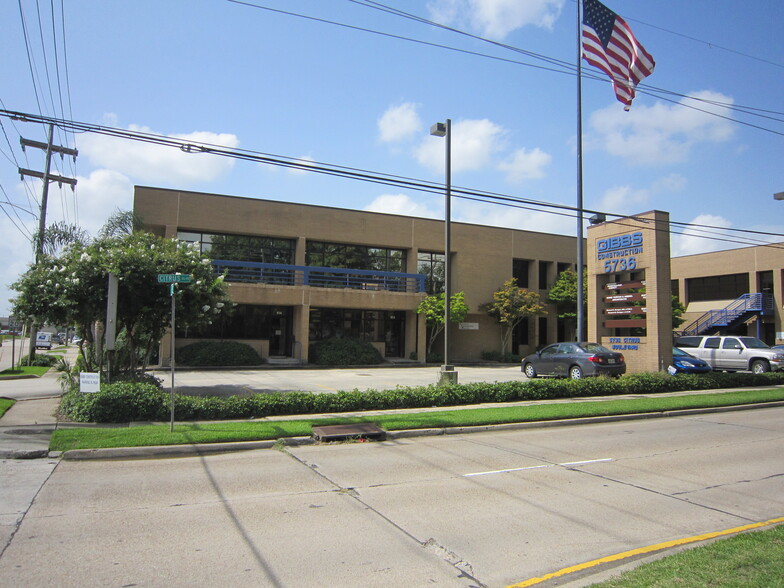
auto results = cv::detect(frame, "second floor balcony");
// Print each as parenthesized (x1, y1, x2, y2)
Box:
(212, 259, 426, 293)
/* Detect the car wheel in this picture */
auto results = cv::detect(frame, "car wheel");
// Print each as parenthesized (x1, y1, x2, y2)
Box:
(751, 360, 770, 374)
(524, 363, 537, 378)
(569, 365, 583, 379)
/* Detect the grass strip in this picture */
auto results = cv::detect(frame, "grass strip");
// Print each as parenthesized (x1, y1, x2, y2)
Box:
(0, 397, 15, 418)
(0, 366, 50, 378)
(591, 523, 784, 587)
(50, 388, 784, 452)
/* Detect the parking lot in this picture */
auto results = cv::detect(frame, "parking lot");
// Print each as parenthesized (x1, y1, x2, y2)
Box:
(149, 364, 531, 396)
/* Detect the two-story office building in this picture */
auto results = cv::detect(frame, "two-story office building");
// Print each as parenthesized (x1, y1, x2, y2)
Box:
(134, 186, 784, 365)
(134, 186, 579, 363)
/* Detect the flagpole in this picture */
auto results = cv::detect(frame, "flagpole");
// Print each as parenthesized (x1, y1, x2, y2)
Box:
(576, 0, 586, 342)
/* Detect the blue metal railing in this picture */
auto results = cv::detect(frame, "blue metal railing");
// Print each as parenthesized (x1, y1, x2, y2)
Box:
(682, 293, 774, 336)
(212, 259, 426, 293)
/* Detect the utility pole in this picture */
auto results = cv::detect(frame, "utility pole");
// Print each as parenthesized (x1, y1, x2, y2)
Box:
(19, 123, 78, 260)
(18, 123, 78, 359)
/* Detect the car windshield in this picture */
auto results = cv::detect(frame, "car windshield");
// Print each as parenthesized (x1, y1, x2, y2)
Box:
(739, 337, 769, 349)
(581, 343, 611, 354)
(673, 347, 691, 357)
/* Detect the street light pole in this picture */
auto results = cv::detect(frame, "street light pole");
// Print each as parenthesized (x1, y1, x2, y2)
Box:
(431, 119, 458, 385)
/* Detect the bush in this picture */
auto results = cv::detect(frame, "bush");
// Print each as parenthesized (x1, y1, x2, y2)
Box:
(177, 341, 263, 367)
(481, 350, 522, 363)
(309, 337, 382, 366)
(18, 353, 59, 367)
(58, 370, 784, 423)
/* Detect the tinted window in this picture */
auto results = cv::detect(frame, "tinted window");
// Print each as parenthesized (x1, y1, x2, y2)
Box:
(581, 343, 610, 353)
(705, 338, 720, 349)
(540, 345, 558, 357)
(739, 337, 769, 349)
(722, 338, 741, 349)
(676, 336, 702, 348)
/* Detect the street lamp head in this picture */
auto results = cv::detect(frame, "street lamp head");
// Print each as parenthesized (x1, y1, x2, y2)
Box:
(774, 192, 784, 201)
(430, 122, 447, 137)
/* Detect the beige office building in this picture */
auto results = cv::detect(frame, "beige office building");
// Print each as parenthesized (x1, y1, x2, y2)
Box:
(134, 186, 784, 365)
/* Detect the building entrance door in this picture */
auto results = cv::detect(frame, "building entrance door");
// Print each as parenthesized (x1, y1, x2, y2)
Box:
(270, 308, 292, 356)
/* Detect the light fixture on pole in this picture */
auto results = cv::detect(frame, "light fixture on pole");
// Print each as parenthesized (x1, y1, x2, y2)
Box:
(430, 119, 458, 385)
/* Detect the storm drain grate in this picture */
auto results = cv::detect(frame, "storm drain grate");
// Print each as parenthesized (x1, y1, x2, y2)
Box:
(311, 423, 386, 442)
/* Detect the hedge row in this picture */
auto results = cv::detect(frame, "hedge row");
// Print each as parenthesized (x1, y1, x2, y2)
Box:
(59, 371, 784, 424)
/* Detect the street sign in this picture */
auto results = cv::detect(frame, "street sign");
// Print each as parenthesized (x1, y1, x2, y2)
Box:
(157, 273, 192, 284)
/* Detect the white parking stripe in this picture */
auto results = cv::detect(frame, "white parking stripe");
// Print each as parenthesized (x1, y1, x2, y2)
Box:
(463, 458, 613, 477)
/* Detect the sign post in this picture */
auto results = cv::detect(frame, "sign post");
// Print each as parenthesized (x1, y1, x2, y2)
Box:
(158, 274, 191, 431)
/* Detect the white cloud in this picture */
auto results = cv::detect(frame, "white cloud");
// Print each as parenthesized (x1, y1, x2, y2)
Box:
(79, 125, 239, 185)
(596, 185, 650, 216)
(72, 169, 135, 235)
(497, 147, 551, 183)
(415, 118, 506, 174)
(455, 198, 574, 235)
(671, 214, 733, 257)
(285, 155, 316, 176)
(587, 91, 735, 165)
(364, 194, 440, 219)
(378, 103, 422, 143)
(428, 0, 564, 38)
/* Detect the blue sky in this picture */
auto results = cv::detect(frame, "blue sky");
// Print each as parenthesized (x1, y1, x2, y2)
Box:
(1, 0, 783, 317)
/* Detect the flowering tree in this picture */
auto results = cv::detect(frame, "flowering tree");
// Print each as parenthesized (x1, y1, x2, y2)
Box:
(11, 232, 229, 375)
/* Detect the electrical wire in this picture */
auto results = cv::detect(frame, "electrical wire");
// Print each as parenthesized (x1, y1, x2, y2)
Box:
(3, 109, 781, 254)
(224, 1, 784, 136)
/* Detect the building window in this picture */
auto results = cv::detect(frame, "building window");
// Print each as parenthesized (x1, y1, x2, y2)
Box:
(539, 261, 552, 290)
(306, 241, 406, 273)
(538, 316, 548, 346)
(178, 231, 294, 265)
(686, 273, 749, 302)
(309, 308, 405, 357)
(671, 279, 679, 298)
(513, 317, 529, 350)
(758, 270, 773, 294)
(513, 259, 530, 288)
(417, 251, 445, 294)
(177, 304, 291, 340)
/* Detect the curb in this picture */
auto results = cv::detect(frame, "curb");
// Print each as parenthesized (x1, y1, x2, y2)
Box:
(59, 399, 784, 461)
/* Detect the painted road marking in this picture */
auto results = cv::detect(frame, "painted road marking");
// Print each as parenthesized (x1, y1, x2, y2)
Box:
(507, 515, 784, 588)
(464, 458, 613, 477)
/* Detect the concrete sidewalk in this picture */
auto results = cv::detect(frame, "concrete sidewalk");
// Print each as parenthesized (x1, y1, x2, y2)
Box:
(0, 397, 61, 459)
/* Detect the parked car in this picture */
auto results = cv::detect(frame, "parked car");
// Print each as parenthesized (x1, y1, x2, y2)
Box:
(675, 335, 784, 373)
(670, 347, 712, 374)
(522, 342, 626, 379)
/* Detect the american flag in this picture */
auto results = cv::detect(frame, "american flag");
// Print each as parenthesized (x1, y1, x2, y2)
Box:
(582, 0, 655, 110)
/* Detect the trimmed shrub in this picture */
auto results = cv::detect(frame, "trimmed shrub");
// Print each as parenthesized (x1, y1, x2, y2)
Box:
(58, 370, 784, 423)
(177, 341, 263, 367)
(18, 353, 59, 367)
(481, 350, 522, 363)
(309, 337, 382, 366)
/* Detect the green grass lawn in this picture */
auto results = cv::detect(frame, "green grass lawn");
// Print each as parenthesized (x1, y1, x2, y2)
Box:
(0, 366, 51, 378)
(0, 397, 15, 418)
(590, 523, 784, 587)
(49, 387, 784, 451)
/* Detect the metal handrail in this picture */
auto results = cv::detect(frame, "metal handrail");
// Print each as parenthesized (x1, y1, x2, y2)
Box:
(211, 259, 426, 293)
(682, 293, 774, 336)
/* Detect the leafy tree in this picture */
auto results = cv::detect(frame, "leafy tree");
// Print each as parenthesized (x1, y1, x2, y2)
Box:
(547, 268, 586, 320)
(10, 231, 229, 376)
(480, 278, 546, 353)
(416, 291, 470, 358)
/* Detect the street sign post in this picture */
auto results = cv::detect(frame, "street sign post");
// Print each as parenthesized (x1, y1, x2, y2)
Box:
(158, 274, 191, 431)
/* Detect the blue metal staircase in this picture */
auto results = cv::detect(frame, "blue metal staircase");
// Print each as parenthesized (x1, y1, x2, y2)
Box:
(681, 293, 774, 336)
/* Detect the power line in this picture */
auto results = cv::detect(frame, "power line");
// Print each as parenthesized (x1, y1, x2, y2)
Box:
(3, 109, 781, 254)
(225, 0, 784, 136)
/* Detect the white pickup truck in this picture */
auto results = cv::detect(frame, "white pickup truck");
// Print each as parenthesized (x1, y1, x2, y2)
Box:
(675, 335, 784, 374)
